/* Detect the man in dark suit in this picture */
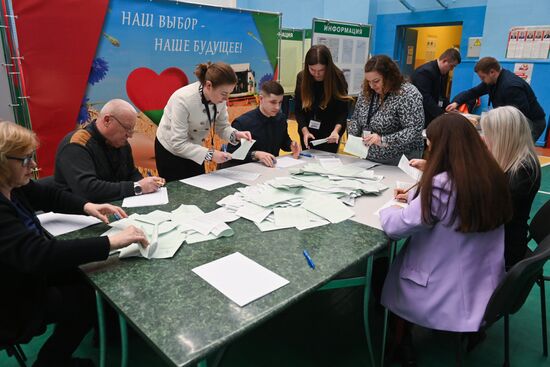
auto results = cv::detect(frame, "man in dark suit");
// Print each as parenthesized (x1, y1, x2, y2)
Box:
(411, 48, 461, 127)
(447, 57, 546, 142)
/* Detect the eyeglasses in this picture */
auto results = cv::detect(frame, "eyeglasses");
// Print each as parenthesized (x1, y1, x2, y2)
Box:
(109, 115, 135, 135)
(7, 152, 36, 167)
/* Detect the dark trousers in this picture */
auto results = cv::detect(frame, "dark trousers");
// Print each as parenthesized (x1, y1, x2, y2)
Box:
(155, 138, 205, 182)
(35, 271, 96, 364)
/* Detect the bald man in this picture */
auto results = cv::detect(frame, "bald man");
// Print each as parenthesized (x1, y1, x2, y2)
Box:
(54, 99, 164, 202)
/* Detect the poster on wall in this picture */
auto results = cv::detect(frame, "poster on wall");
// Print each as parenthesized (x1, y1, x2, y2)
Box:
(506, 26, 550, 59)
(425, 36, 437, 61)
(311, 18, 371, 96)
(467, 37, 482, 58)
(279, 28, 304, 95)
(513, 63, 534, 84)
(82, 0, 280, 172)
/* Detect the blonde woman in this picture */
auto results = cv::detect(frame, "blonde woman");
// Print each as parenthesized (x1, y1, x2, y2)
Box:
(481, 106, 541, 268)
(0, 121, 148, 367)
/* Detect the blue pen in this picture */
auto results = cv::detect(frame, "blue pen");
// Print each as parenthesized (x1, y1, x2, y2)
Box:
(113, 213, 121, 221)
(300, 152, 314, 158)
(222, 144, 227, 153)
(303, 250, 316, 269)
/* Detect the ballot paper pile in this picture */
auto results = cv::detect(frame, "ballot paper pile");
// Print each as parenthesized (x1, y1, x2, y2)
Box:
(104, 205, 238, 259)
(216, 159, 388, 232)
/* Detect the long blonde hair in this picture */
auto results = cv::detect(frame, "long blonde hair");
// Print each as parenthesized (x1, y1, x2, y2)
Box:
(481, 106, 539, 176)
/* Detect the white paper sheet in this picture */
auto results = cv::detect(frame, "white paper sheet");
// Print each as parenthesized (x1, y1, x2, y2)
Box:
(181, 174, 237, 191)
(231, 138, 256, 160)
(236, 203, 272, 223)
(301, 193, 355, 223)
(214, 168, 260, 181)
(273, 207, 308, 228)
(374, 198, 409, 217)
(275, 156, 307, 168)
(192, 252, 289, 307)
(310, 137, 329, 146)
(349, 159, 379, 170)
(122, 187, 169, 208)
(398, 155, 422, 181)
(343, 135, 369, 159)
(37, 212, 101, 236)
(319, 157, 343, 171)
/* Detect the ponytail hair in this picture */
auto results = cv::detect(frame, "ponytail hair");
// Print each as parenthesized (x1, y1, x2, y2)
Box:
(194, 62, 237, 87)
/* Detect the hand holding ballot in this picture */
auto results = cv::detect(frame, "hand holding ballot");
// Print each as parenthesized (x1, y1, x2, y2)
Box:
(409, 159, 426, 171)
(108, 225, 149, 251)
(327, 130, 340, 144)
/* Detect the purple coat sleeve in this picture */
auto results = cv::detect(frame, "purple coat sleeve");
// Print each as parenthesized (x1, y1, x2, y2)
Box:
(380, 173, 452, 239)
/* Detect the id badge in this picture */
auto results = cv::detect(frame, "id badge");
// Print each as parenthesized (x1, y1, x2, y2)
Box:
(308, 119, 321, 129)
(438, 100, 444, 108)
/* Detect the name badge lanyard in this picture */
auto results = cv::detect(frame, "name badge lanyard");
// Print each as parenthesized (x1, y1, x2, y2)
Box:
(200, 86, 218, 147)
(366, 93, 381, 130)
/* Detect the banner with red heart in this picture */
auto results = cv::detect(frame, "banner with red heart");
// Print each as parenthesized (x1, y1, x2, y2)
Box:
(126, 67, 189, 124)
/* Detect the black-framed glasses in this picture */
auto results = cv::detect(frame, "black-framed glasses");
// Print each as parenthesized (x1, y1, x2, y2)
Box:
(7, 152, 36, 167)
(109, 115, 135, 135)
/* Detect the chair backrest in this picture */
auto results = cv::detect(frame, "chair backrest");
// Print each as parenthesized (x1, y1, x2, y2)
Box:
(530, 199, 550, 244)
(482, 235, 550, 327)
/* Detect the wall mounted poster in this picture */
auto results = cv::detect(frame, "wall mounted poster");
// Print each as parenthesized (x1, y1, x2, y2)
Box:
(506, 26, 550, 59)
(311, 18, 371, 96)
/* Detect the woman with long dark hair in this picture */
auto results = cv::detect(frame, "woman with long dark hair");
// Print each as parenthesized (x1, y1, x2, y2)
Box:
(294, 45, 351, 153)
(380, 113, 512, 362)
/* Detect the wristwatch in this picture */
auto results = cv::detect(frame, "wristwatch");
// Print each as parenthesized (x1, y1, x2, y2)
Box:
(250, 151, 257, 161)
(133, 182, 143, 196)
(205, 148, 214, 161)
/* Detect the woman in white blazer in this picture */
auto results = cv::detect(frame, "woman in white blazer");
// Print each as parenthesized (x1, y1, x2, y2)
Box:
(155, 62, 251, 181)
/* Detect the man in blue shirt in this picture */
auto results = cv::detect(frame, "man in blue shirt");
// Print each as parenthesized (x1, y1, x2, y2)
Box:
(227, 81, 300, 167)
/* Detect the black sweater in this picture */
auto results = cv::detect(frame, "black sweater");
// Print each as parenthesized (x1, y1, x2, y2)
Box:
(227, 107, 292, 163)
(0, 181, 109, 343)
(54, 121, 143, 203)
(504, 162, 541, 268)
(294, 71, 349, 153)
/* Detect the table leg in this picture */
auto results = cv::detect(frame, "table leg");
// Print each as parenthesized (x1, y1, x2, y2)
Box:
(119, 315, 129, 367)
(95, 291, 106, 367)
(380, 240, 397, 367)
(363, 255, 376, 367)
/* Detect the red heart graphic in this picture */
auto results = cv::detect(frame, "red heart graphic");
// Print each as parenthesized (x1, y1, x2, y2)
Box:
(126, 67, 188, 113)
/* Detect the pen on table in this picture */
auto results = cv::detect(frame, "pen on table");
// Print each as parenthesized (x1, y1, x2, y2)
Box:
(299, 152, 314, 158)
(113, 213, 121, 221)
(303, 250, 316, 269)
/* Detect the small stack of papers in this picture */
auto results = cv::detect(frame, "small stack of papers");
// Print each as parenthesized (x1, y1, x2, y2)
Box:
(214, 160, 388, 232)
(105, 205, 238, 259)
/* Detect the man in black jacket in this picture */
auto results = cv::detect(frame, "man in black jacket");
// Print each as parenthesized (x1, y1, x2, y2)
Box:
(447, 57, 546, 142)
(54, 99, 164, 202)
(412, 48, 461, 127)
(227, 81, 300, 167)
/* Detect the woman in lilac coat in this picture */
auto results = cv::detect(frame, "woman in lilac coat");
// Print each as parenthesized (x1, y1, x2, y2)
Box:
(380, 114, 512, 359)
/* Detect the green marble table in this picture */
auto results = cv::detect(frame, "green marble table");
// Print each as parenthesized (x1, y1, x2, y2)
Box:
(62, 180, 388, 367)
